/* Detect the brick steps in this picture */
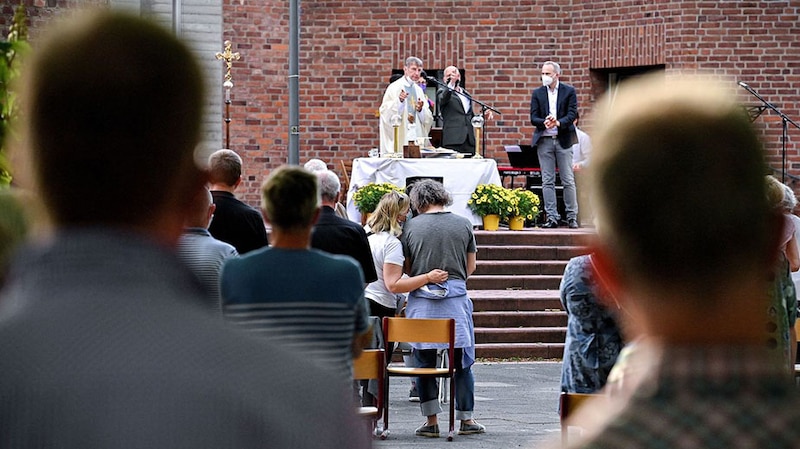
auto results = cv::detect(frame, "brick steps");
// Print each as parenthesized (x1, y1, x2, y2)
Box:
(475, 326, 566, 343)
(478, 245, 586, 261)
(468, 274, 563, 291)
(471, 290, 562, 312)
(474, 260, 567, 275)
(475, 342, 564, 359)
(468, 229, 592, 360)
(473, 310, 567, 328)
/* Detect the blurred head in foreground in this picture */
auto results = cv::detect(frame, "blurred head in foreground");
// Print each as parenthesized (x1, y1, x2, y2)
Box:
(19, 11, 205, 243)
(589, 74, 775, 342)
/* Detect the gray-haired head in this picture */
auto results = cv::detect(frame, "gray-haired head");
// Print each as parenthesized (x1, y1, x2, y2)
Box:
(409, 179, 452, 213)
(405, 56, 423, 67)
(542, 60, 561, 75)
(315, 170, 341, 203)
(303, 158, 328, 173)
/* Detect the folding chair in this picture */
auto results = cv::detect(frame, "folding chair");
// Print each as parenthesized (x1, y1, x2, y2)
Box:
(353, 349, 385, 437)
(559, 392, 599, 446)
(382, 317, 456, 441)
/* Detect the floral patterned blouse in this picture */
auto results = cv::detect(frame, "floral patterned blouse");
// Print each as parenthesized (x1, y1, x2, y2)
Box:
(559, 254, 623, 394)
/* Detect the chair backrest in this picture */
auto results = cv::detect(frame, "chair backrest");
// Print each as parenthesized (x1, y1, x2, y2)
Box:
(339, 159, 352, 195)
(353, 349, 385, 381)
(383, 317, 455, 345)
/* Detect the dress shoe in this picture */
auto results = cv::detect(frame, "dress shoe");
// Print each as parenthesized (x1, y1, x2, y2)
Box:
(568, 218, 580, 229)
(541, 219, 559, 229)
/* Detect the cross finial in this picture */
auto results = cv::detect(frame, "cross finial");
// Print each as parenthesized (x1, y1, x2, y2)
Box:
(215, 40, 240, 83)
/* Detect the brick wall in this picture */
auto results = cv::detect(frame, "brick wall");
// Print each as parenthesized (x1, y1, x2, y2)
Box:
(3, 1, 799, 206)
(223, 0, 799, 202)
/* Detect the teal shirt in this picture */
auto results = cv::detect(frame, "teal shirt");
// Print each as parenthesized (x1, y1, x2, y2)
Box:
(221, 247, 369, 382)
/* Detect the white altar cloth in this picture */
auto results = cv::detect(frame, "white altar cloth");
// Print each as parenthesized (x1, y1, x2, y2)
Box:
(345, 157, 502, 226)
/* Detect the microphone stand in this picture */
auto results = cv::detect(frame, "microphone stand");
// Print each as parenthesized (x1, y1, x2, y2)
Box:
(427, 77, 501, 158)
(739, 82, 800, 183)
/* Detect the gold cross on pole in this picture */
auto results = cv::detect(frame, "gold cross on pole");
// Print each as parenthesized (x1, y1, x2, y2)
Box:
(215, 40, 240, 83)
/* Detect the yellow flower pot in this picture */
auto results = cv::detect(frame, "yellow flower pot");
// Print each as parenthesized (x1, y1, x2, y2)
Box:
(508, 215, 525, 231)
(482, 214, 500, 231)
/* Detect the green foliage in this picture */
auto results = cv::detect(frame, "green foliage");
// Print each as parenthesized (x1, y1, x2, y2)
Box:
(353, 182, 403, 214)
(0, 3, 29, 187)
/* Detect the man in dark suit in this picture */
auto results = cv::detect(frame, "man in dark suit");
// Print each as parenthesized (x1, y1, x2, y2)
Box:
(437, 65, 476, 155)
(529, 60, 580, 228)
(311, 170, 378, 285)
(207, 149, 269, 254)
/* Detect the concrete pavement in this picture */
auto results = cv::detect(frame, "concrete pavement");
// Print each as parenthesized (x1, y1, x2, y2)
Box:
(373, 361, 563, 448)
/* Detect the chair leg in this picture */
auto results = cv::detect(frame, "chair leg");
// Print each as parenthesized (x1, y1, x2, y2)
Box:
(438, 349, 449, 403)
(447, 376, 455, 441)
(381, 370, 390, 440)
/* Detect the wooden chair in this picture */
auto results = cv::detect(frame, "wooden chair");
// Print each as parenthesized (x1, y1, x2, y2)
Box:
(382, 317, 456, 441)
(559, 392, 599, 446)
(339, 159, 352, 197)
(353, 348, 385, 437)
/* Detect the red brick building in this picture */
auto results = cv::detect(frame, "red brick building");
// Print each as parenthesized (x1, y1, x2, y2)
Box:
(4, 1, 800, 205)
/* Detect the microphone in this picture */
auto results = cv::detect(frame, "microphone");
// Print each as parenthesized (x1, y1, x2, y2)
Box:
(426, 76, 439, 84)
(738, 81, 749, 88)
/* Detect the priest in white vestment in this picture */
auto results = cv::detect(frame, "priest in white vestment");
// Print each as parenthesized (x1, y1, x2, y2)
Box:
(379, 56, 433, 154)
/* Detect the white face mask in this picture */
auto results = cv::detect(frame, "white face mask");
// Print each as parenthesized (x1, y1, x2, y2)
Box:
(542, 75, 554, 87)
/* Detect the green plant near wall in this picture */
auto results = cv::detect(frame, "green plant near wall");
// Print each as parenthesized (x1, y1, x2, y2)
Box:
(0, 4, 29, 187)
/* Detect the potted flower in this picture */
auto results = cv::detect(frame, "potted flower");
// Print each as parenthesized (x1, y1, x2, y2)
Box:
(467, 183, 514, 230)
(353, 182, 403, 215)
(508, 188, 541, 230)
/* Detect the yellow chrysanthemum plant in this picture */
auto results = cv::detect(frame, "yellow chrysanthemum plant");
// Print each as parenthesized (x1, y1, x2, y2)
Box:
(510, 188, 541, 221)
(467, 183, 516, 219)
(353, 182, 403, 214)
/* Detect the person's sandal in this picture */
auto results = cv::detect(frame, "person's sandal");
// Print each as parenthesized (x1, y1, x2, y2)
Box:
(414, 423, 440, 438)
(458, 421, 486, 435)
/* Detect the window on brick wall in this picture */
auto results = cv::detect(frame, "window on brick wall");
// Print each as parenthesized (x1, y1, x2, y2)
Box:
(590, 65, 664, 98)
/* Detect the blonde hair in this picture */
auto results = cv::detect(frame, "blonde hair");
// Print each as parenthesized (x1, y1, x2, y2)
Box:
(765, 175, 787, 211)
(366, 191, 410, 237)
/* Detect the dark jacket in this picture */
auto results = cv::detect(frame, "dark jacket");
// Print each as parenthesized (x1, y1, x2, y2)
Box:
(311, 206, 378, 284)
(208, 190, 269, 255)
(529, 82, 579, 150)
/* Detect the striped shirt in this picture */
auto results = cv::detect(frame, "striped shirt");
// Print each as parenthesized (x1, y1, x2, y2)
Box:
(177, 227, 238, 312)
(221, 247, 369, 382)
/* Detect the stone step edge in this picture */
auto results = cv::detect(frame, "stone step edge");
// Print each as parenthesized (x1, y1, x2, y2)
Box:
(476, 259, 567, 265)
(468, 289, 560, 298)
(474, 326, 567, 333)
(477, 244, 588, 250)
(475, 342, 564, 360)
(469, 274, 563, 279)
(474, 310, 565, 315)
